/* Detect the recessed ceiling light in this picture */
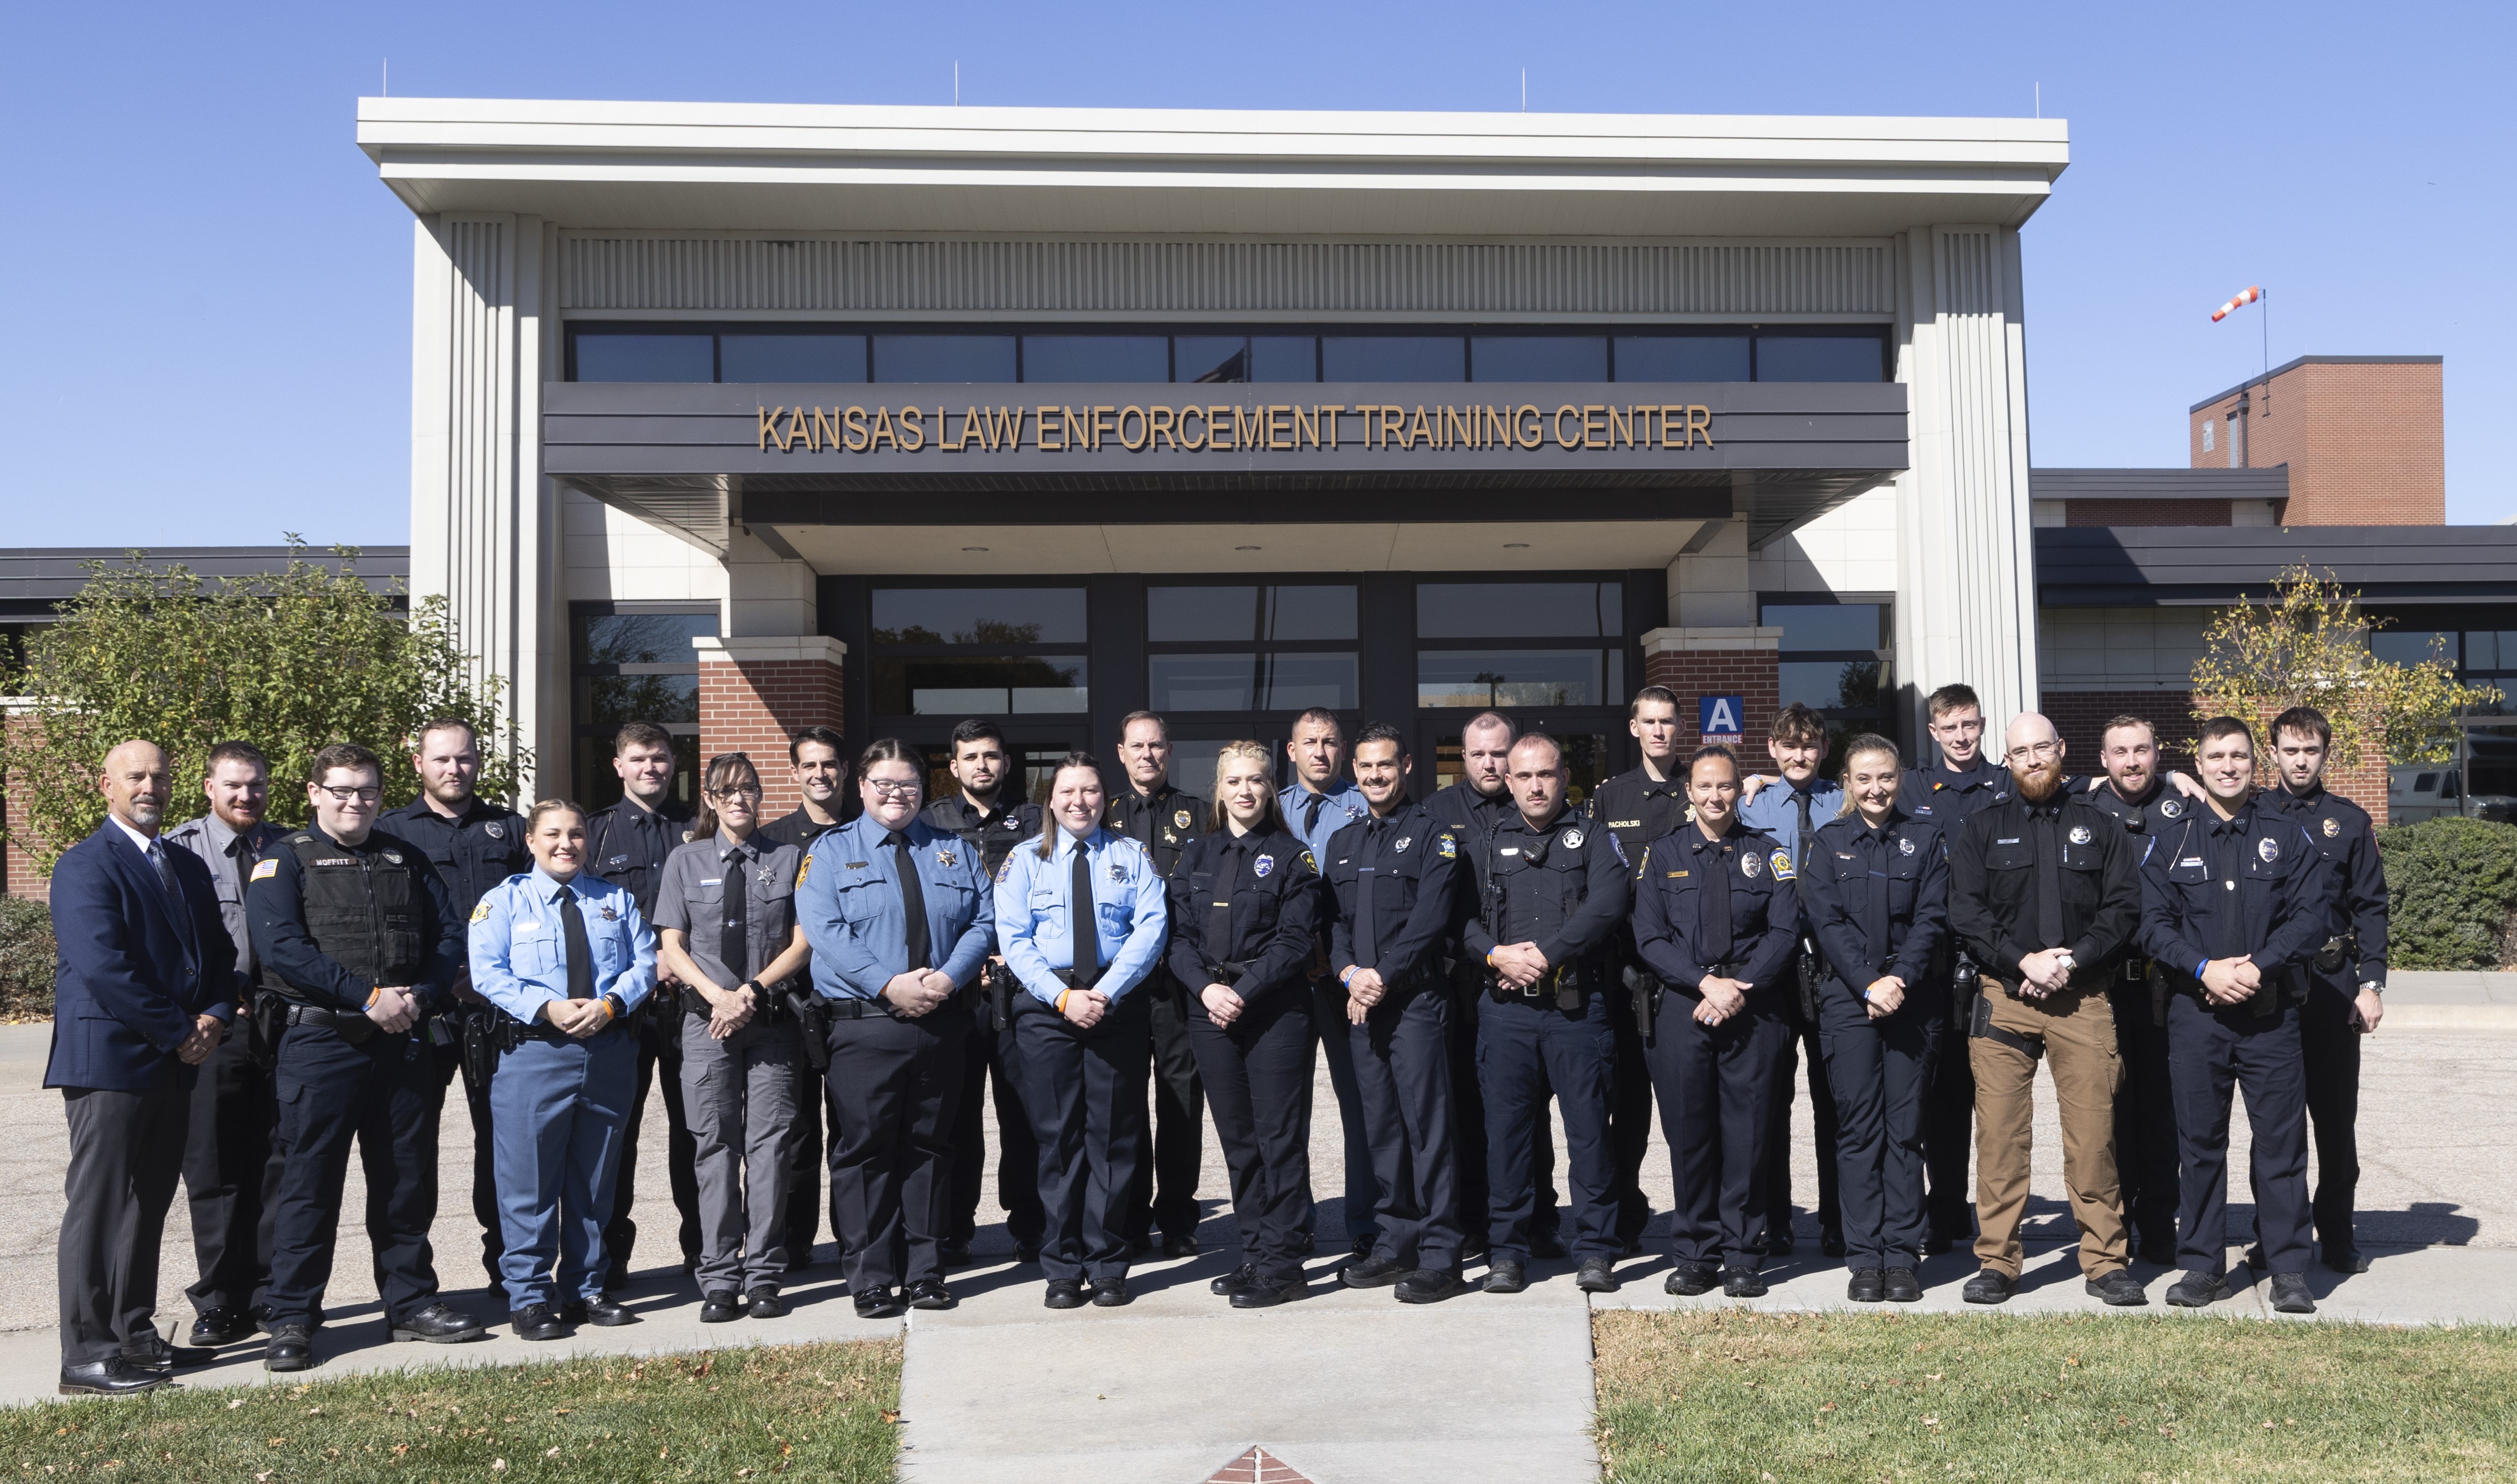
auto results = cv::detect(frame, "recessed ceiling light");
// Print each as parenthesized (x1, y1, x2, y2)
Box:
(1503, 542, 1531, 549)
(962, 546, 989, 552)
(1234, 545, 1262, 551)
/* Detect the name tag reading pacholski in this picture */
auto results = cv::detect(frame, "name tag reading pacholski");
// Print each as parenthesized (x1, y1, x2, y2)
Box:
(755, 401, 1717, 456)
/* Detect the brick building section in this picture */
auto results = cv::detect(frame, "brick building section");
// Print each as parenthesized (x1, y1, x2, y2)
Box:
(2044, 687, 2387, 825)
(1640, 629, 1781, 748)
(2065, 498, 2230, 528)
(2188, 356, 2444, 525)
(693, 637, 846, 819)
(3, 711, 49, 903)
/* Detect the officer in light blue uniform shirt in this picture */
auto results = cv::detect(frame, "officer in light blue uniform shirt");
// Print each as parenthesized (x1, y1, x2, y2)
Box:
(468, 799, 657, 1341)
(1277, 707, 1377, 1254)
(993, 752, 1170, 1310)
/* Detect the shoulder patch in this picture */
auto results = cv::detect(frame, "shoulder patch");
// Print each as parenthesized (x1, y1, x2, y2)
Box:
(795, 856, 812, 888)
(1299, 849, 1317, 874)
(1769, 848, 1795, 881)
(994, 856, 1014, 885)
(2321, 816, 2340, 838)
(1435, 832, 1457, 860)
(249, 857, 279, 882)
(469, 899, 491, 923)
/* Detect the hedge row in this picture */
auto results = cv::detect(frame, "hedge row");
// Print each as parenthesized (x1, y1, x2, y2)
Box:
(0, 898, 55, 1020)
(2376, 816, 2517, 971)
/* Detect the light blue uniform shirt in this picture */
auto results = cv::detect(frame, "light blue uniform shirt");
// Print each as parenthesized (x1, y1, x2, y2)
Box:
(1279, 779, 1370, 863)
(796, 814, 994, 1002)
(993, 826, 1169, 1005)
(1739, 774, 1846, 872)
(468, 867, 658, 1023)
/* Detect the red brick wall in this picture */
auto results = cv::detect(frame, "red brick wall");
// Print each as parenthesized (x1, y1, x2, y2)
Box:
(1644, 648, 1780, 749)
(2042, 687, 2387, 825)
(4, 712, 51, 903)
(2189, 360, 2444, 525)
(696, 655, 844, 818)
(2065, 499, 2230, 528)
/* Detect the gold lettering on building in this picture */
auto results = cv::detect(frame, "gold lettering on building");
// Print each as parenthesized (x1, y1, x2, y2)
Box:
(751, 402, 1715, 456)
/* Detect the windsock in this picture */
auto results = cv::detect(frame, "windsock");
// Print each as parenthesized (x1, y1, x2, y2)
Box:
(2211, 285, 2264, 322)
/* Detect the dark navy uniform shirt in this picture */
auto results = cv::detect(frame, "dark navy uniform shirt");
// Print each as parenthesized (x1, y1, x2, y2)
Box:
(1105, 782, 1207, 878)
(921, 794, 1044, 889)
(1800, 811, 1948, 994)
(2265, 783, 2388, 986)
(2079, 776, 2195, 840)
(1321, 804, 1460, 987)
(758, 805, 846, 856)
(380, 794, 531, 917)
(1630, 822, 1801, 993)
(583, 796, 694, 923)
(246, 824, 463, 1012)
(1896, 756, 2011, 831)
(1165, 828, 1321, 1007)
(2137, 798, 2337, 989)
(1461, 809, 1630, 971)
(1588, 763, 1689, 868)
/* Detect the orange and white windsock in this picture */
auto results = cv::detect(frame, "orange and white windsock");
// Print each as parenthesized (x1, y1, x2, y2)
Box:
(2211, 285, 2264, 322)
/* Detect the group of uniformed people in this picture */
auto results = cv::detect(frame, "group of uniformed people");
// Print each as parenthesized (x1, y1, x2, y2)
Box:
(90, 673, 2387, 1379)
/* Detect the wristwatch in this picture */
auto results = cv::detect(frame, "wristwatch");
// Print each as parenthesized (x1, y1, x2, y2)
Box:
(2055, 951, 2077, 976)
(2360, 980, 2384, 997)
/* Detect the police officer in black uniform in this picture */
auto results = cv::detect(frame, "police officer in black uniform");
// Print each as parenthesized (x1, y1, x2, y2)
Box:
(1895, 682, 2012, 1253)
(247, 743, 482, 1371)
(759, 725, 849, 1268)
(1324, 723, 1471, 1304)
(583, 722, 701, 1290)
(2262, 704, 2390, 1274)
(380, 718, 533, 1294)
(1586, 685, 1692, 1254)
(923, 718, 1047, 1264)
(2138, 715, 2335, 1315)
(1465, 733, 1630, 1295)
(1105, 711, 1208, 1259)
(2076, 714, 2189, 1265)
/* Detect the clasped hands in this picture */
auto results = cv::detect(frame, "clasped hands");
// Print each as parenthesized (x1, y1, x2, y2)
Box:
(1487, 942, 1551, 991)
(1862, 975, 1907, 1020)
(2015, 948, 2079, 999)
(174, 1012, 224, 1066)
(2200, 954, 2263, 1007)
(694, 978, 759, 1040)
(364, 985, 422, 1033)
(881, 969, 959, 1020)
(1201, 984, 1247, 1028)
(539, 995, 615, 1038)
(1343, 965, 1387, 1024)
(1694, 974, 1751, 1026)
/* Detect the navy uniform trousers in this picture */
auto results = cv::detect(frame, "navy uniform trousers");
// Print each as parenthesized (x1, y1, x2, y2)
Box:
(182, 1027, 283, 1317)
(1647, 994, 1786, 1271)
(604, 1023, 700, 1284)
(1815, 987, 1942, 1270)
(1479, 990, 1617, 1264)
(2108, 974, 2182, 1255)
(1351, 981, 1464, 1271)
(490, 1026, 637, 1310)
(1011, 992, 1151, 1285)
(2166, 994, 2312, 1275)
(2299, 966, 2366, 1254)
(1307, 974, 1382, 1245)
(265, 1024, 445, 1330)
(1183, 993, 1317, 1285)
(824, 1001, 969, 1293)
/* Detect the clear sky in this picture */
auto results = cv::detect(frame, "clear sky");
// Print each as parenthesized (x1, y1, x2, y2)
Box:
(3, 0, 2509, 546)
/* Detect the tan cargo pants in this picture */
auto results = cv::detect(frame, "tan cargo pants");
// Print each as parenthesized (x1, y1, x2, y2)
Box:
(1970, 978, 2129, 1279)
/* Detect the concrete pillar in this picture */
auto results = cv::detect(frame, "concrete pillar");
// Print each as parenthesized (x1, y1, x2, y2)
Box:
(1669, 517, 1755, 629)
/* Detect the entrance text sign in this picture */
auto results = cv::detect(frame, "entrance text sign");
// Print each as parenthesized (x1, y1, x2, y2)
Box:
(753, 400, 1717, 456)
(1699, 695, 1745, 744)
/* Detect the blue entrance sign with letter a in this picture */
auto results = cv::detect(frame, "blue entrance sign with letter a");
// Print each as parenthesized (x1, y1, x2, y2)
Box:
(1699, 695, 1744, 744)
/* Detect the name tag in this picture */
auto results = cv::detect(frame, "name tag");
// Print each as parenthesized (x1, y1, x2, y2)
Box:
(699, 878, 722, 887)
(1995, 837, 2020, 846)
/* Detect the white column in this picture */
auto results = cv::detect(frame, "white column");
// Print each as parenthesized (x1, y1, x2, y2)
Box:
(722, 528, 819, 639)
(1893, 225, 2041, 737)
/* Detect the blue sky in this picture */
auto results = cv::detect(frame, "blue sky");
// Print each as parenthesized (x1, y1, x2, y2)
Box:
(3, 0, 2510, 546)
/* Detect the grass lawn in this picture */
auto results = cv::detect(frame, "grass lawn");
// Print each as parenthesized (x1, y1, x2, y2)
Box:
(1595, 1309, 2517, 1483)
(0, 1339, 901, 1483)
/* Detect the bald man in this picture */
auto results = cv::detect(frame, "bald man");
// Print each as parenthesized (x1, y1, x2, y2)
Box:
(1944, 715, 2146, 1307)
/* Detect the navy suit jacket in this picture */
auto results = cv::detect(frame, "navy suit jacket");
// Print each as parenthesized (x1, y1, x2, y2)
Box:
(44, 823, 239, 1093)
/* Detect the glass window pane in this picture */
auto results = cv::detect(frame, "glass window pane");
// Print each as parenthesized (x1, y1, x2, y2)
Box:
(575, 612, 719, 665)
(870, 588, 1087, 645)
(573, 334, 714, 382)
(1149, 654, 1258, 712)
(1264, 585, 1359, 641)
(1322, 336, 1466, 382)
(1022, 335, 1169, 382)
(1761, 603, 1884, 652)
(1417, 650, 1607, 708)
(1615, 335, 1751, 381)
(1262, 653, 1358, 711)
(1417, 582, 1621, 638)
(719, 334, 867, 382)
(1148, 586, 1259, 643)
(1756, 335, 1887, 382)
(1471, 336, 1608, 382)
(1249, 336, 1317, 382)
(872, 656, 1088, 716)
(1175, 336, 1249, 384)
(872, 334, 1018, 383)
(1778, 659, 1885, 712)
(2466, 632, 2500, 670)
(578, 673, 700, 726)
(2369, 630, 2452, 665)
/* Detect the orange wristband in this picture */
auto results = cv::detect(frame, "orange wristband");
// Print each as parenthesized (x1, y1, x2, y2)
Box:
(1056, 989, 1072, 1015)
(365, 987, 382, 1010)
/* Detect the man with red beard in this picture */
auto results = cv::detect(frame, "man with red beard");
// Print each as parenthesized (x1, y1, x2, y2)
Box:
(1945, 713, 2146, 1307)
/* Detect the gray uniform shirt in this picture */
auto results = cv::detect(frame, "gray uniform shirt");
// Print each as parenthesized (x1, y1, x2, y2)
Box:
(653, 831, 805, 991)
(163, 812, 273, 980)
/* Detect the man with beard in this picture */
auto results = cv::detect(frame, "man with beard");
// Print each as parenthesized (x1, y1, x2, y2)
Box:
(1945, 713, 2145, 1307)
(759, 725, 850, 1266)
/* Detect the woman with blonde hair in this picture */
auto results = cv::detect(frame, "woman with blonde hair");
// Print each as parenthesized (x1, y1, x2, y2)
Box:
(1164, 741, 1323, 1307)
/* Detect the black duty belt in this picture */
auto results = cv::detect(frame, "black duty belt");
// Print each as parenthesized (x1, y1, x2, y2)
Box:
(283, 1002, 380, 1044)
(505, 1018, 627, 1049)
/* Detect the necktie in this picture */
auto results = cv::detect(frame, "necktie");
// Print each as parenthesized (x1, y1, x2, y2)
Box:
(1207, 837, 1241, 963)
(1355, 820, 1384, 971)
(886, 831, 929, 972)
(1304, 792, 1326, 838)
(2213, 821, 2247, 960)
(1068, 837, 1101, 987)
(721, 845, 750, 981)
(145, 839, 180, 904)
(2033, 807, 2065, 950)
(1865, 830, 1892, 969)
(557, 885, 595, 1000)
(1793, 789, 1815, 875)
(1698, 836, 1734, 967)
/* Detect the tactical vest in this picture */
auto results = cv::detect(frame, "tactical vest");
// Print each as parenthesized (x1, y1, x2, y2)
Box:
(262, 831, 426, 1001)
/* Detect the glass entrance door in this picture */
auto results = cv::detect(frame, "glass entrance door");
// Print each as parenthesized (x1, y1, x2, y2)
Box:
(1418, 714, 1621, 809)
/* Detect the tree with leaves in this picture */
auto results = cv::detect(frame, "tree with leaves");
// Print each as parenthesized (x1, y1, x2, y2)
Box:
(2188, 563, 2500, 766)
(1, 544, 525, 875)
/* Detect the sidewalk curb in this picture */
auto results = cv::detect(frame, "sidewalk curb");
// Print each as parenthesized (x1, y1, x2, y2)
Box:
(2380, 1004, 2517, 1031)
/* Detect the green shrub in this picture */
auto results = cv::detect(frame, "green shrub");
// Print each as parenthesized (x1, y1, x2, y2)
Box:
(2376, 816, 2517, 970)
(0, 897, 55, 1020)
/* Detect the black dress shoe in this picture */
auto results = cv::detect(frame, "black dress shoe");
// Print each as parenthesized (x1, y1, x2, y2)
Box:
(1230, 1275, 1305, 1309)
(59, 1357, 172, 1397)
(856, 1287, 907, 1319)
(1350, 1233, 1379, 1261)
(189, 1309, 256, 1348)
(2165, 1269, 2229, 1308)
(1090, 1276, 1133, 1308)
(1577, 1257, 1620, 1294)
(1883, 1268, 1924, 1303)
(1529, 1229, 1569, 1260)
(265, 1322, 316, 1370)
(1340, 1254, 1407, 1289)
(746, 1289, 788, 1320)
(1663, 1263, 1718, 1296)
(1394, 1268, 1472, 1304)
(1161, 1233, 1200, 1259)
(1015, 1244, 1042, 1266)
(1461, 1238, 1489, 1264)
(700, 1292, 744, 1323)
(2268, 1273, 2317, 1314)
(604, 1267, 631, 1294)
(1820, 1230, 1847, 1259)
(2086, 1270, 2148, 1306)
(1847, 1268, 1887, 1303)
(1764, 1230, 1796, 1258)
(1720, 1268, 1767, 1299)
(509, 1305, 568, 1342)
(1962, 1269, 2015, 1305)
(1211, 1264, 1257, 1297)
(1617, 1231, 1647, 1259)
(1041, 1280, 1088, 1310)
(937, 1238, 973, 1268)
(2324, 1245, 2372, 1275)
(394, 1302, 487, 1343)
(122, 1335, 214, 1369)
(906, 1279, 955, 1311)
(1484, 1258, 1528, 1294)
(1294, 1232, 1317, 1256)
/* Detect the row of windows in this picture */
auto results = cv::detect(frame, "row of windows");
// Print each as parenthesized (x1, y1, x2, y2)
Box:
(865, 581, 1623, 649)
(862, 649, 1630, 717)
(569, 326, 1889, 386)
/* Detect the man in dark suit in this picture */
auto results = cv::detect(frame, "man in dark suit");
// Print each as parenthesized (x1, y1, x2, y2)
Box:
(48, 740, 237, 1395)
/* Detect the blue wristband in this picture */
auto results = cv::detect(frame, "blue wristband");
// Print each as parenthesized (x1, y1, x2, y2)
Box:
(2195, 959, 2209, 981)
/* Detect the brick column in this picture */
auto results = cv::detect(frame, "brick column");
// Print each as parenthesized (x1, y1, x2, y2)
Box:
(3, 709, 50, 903)
(1640, 626, 1782, 748)
(693, 635, 846, 819)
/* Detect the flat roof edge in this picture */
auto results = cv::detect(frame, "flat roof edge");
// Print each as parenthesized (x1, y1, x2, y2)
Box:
(2187, 355, 2445, 413)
